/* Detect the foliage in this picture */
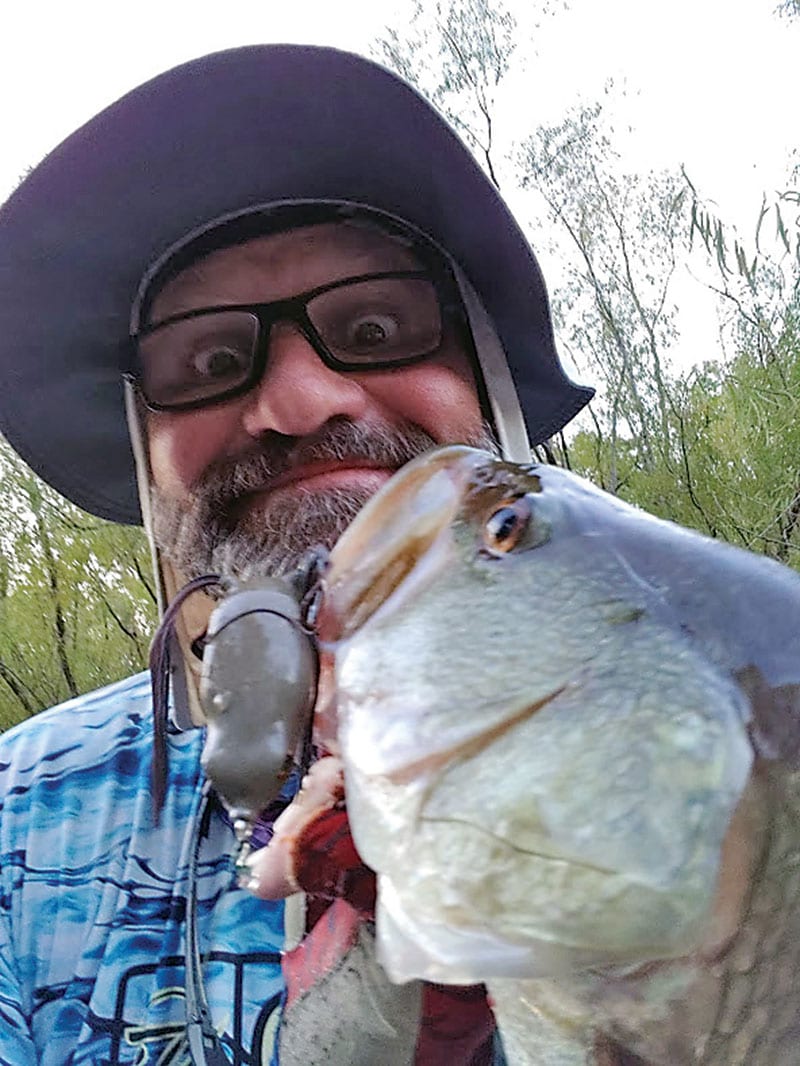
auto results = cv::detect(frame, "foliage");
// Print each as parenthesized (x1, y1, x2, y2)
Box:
(0, 437, 156, 730)
(377, 0, 531, 188)
(776, 0, 800, 20)
(568, 167, 800, 565)
(378, 0, 800, 575)
(686, 164, 799, 363)
(569, 298, 800, 567)
(517, 103, 690, 491)
(3, 0, 798, 728)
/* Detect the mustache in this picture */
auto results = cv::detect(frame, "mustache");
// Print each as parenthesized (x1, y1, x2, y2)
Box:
(151, 417, 500, 582)
(195, 418, 443, 519)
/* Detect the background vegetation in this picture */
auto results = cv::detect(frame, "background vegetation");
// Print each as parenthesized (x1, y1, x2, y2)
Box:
(1, 0, 797, 729)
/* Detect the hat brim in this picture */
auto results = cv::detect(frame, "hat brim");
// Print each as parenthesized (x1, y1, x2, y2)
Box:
(0, 45, 592, 524)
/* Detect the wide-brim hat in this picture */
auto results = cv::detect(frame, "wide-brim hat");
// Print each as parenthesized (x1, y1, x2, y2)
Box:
(0, 44, 593, 524)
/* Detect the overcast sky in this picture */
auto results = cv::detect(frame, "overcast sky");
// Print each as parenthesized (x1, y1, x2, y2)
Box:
(2, 0, 797, 372)
(3, 0, 796, 206)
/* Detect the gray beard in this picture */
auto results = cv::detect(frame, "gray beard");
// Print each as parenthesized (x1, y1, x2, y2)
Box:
(151, 418, 498, 581)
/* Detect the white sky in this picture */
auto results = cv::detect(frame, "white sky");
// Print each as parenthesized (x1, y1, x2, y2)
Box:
(522, 0, 798, 225)
(2, 0, 798, 374)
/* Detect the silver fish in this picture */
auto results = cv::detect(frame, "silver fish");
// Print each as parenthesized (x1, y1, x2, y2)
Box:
(319, 445, 800, 1065)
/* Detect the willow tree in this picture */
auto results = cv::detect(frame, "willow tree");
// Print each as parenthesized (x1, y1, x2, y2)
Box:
(375, 0, 800, 571)
(376, 0, 519, 190)
(377, 2, 697, 486)
(0, 436, 156, 730)
(516, 103, 690, 498)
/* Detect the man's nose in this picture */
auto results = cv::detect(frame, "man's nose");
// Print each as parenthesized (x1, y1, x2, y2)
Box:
(240, 321, 372, 438)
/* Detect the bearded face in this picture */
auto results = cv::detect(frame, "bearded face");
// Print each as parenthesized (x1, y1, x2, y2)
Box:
(151, 417, 498, 581)
(144, 223, 496, 582)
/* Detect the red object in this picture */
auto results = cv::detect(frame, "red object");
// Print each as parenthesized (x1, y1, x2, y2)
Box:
(286, 801, 497, 1063)
(416, 983, 497, 1066)
(294, 803, 377, 927)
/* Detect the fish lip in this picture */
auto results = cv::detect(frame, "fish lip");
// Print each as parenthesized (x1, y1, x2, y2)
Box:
(381, 683, 569, 784)
(317, 446, 485, 643)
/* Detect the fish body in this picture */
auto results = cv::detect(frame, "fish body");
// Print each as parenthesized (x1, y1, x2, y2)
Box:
(319, 446, 800, 1065)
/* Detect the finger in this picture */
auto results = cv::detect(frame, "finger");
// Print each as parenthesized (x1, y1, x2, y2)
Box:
(244, 756, 345, 899)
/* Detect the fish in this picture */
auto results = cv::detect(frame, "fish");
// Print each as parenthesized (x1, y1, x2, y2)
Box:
(317, 444, 800, 1066)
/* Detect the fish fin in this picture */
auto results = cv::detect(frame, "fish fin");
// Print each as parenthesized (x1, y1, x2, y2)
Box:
(593, 1033, 651, 1065)
(737, 664, 800, 766)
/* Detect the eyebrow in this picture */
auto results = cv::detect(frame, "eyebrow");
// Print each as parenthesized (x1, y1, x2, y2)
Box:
(141, 270, 434, 333)
(148, 243, 424, 324)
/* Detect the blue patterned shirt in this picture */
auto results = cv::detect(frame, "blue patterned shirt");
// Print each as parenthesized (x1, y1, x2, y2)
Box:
(0, 673, 286, 1065)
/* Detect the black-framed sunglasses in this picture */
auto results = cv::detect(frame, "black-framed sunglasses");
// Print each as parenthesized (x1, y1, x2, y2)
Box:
(127, 271, 457, 412)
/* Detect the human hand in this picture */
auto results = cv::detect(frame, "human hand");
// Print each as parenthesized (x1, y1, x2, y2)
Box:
(243, 755, 498, 1065)
(243, 755, 376, 920)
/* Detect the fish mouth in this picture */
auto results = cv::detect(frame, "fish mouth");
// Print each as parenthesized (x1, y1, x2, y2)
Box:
(317, 446, 484, 643)
(383, 683, 568, 784)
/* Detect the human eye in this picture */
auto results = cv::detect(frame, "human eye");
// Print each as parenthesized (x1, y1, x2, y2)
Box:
(189, 342, 251, 380)
(138, 310, 257, 407)
(309, 277, 441, 365)
(342, 311, 401, 353)
(177, 311, 256, 384)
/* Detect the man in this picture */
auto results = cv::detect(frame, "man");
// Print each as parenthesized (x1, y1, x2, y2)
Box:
(0, 46, 592, 1064)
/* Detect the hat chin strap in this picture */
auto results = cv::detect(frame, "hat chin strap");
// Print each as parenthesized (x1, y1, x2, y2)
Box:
(451, 266, 531, 465)
(125, 380, 213, 728)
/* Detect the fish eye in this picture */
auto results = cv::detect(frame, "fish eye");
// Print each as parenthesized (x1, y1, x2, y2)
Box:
(482, 496, 533, 553)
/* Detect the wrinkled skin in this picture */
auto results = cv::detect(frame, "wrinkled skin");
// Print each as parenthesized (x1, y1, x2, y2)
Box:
(318, 446, 800, 1065)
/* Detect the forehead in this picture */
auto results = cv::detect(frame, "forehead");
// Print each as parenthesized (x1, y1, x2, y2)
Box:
(149, 221, 425, 321)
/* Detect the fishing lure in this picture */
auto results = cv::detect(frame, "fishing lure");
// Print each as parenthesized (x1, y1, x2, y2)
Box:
(150, 553, 325, 875)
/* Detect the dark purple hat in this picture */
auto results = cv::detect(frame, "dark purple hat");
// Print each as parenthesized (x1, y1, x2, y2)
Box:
(0, 45, 592, 524)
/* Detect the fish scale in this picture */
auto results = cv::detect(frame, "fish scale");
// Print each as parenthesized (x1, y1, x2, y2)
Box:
(474, 768, 800, 1064)
(701, 768, 800, 1064)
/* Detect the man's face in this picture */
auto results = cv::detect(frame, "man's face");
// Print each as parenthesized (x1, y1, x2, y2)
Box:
(146, 221, 490, 578)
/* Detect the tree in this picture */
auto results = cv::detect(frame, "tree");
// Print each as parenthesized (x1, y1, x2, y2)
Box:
(376, 0, 530, 190)
(568, 300, 800, 569)
(0, 437, 156, 730)
(375, 1, 800, 574)
(517, 103, 690, 497)
(776, 0, 800, 20)
(378, 4, 702, 491)
(648, 163, 800, 564)
(686, 163, 799, 365)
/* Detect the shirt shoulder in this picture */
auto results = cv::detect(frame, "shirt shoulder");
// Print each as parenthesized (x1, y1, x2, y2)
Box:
(0, 671, 153, 758)
(0, 673, 286, 1064)
(0, 671, 201, 856)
